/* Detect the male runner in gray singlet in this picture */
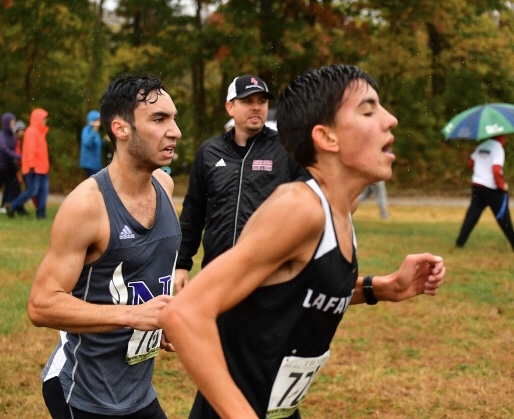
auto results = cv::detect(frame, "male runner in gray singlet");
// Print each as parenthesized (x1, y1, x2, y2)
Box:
(159, 64, 446, 419)
(28, 74, 182, 418)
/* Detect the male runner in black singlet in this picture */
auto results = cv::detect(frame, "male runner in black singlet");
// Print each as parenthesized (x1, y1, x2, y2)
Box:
(159, 64, 446, 418)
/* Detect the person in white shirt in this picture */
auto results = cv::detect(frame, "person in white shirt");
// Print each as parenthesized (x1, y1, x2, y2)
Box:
(456, 134, 514, 250)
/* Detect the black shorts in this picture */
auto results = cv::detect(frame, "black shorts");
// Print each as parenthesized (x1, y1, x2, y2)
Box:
(42, 377, 167, 418)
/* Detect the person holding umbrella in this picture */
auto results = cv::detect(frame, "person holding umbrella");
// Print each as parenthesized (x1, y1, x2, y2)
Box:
(455, 134, 514, 250)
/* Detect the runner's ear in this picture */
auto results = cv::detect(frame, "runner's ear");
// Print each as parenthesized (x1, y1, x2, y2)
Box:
(111, 119, 130, 142)
(311, 124, 339, 153)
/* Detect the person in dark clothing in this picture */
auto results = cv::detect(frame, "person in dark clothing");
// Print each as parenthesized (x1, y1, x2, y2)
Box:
(10, 120, 31, 215)
(159, 64, 446, 418)
(175, 75, 304, 291)
(456, 134, 514, 250)
(0, 112, 22, 211)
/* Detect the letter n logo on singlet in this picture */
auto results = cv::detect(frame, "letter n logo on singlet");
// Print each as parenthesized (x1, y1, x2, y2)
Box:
(110, 262, 173, 305)
(128, 276, 173, 304)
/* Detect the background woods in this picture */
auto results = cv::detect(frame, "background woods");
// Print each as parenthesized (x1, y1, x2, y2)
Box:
(1, 0, 514, 194)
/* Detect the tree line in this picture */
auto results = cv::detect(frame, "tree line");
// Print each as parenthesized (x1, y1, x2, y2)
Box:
(1, 0, 513, 193)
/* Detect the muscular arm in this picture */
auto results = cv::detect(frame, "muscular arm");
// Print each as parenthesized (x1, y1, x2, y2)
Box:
(159, 183, 323, 418)
(27, 179, 172, 334)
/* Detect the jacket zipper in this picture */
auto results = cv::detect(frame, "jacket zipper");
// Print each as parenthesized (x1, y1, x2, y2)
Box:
(232, 140, 257, 246)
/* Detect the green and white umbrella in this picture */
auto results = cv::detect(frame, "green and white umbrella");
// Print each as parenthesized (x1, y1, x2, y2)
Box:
(441, 103, 514, 141)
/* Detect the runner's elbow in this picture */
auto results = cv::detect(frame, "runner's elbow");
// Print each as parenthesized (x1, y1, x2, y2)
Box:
(159, 302, 189, 339)
(27, 299, 46, 327)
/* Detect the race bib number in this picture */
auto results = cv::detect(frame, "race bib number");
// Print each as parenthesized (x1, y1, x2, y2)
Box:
(126, 329, 162, 365)
(266, 350, 330, 419)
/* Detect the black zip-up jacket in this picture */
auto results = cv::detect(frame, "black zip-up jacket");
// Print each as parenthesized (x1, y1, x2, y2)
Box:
(177, 126, 304, 270)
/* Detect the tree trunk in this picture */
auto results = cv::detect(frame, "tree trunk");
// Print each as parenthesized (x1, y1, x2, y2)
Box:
(84, 0, 104, 113)
(192, 0, 206, 152)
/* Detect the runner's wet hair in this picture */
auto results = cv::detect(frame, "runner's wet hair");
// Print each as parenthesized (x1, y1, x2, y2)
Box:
(99, 73, 166, 149)
(276, 64, 378, 167)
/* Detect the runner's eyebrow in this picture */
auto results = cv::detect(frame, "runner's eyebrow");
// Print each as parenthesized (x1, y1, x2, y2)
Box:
(151, 111, 176, 119)
(357, 98, 377, 108)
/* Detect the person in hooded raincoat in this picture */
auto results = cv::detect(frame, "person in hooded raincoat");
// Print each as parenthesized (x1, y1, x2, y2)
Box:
(4, 108, 50, 219)
(80, 110, 105, 177)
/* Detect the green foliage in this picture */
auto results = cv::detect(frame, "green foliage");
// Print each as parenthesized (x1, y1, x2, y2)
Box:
(2, 0, 514, 192)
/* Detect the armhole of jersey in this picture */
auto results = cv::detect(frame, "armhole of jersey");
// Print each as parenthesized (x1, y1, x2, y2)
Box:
(305, 179, 337, 259)
(90, 169, 115, 258)
(350, 213, 357, 255)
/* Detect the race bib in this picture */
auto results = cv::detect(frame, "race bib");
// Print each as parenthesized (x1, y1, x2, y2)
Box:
(266, 350, 330, 418)
(125, 329, 162, 365)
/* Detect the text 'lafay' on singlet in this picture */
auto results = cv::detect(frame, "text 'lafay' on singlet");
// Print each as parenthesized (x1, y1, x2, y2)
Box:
(189, 176, 358, 419)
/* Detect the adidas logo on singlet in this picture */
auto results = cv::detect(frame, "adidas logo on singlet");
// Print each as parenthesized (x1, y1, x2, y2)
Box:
(119, 225, 136, 240)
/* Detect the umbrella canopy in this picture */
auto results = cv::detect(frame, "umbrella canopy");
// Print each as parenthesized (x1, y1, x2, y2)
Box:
(441, 103, 514, 141)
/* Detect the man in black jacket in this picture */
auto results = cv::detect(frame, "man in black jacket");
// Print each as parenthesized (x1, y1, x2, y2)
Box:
(175, 75, 303, 290)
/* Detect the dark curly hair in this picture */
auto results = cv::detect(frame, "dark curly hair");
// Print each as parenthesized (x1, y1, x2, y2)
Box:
(276, 64, 378, 167)
(99, 73, 166, 149)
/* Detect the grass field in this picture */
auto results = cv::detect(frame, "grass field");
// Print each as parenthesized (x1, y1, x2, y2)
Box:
(0, 198, 512, 418)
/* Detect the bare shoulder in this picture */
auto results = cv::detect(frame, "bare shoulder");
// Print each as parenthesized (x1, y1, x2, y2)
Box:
(51, 178, 107, 244)
(243, 181, 325, 240)
(239, 181, 326, 286)
(59, 178, 105, 218)
(264, 181, 323, 221)
(152, 168, 174, 200)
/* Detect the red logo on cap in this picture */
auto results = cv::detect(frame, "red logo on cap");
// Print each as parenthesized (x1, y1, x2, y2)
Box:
(251, 77, 259, 86)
